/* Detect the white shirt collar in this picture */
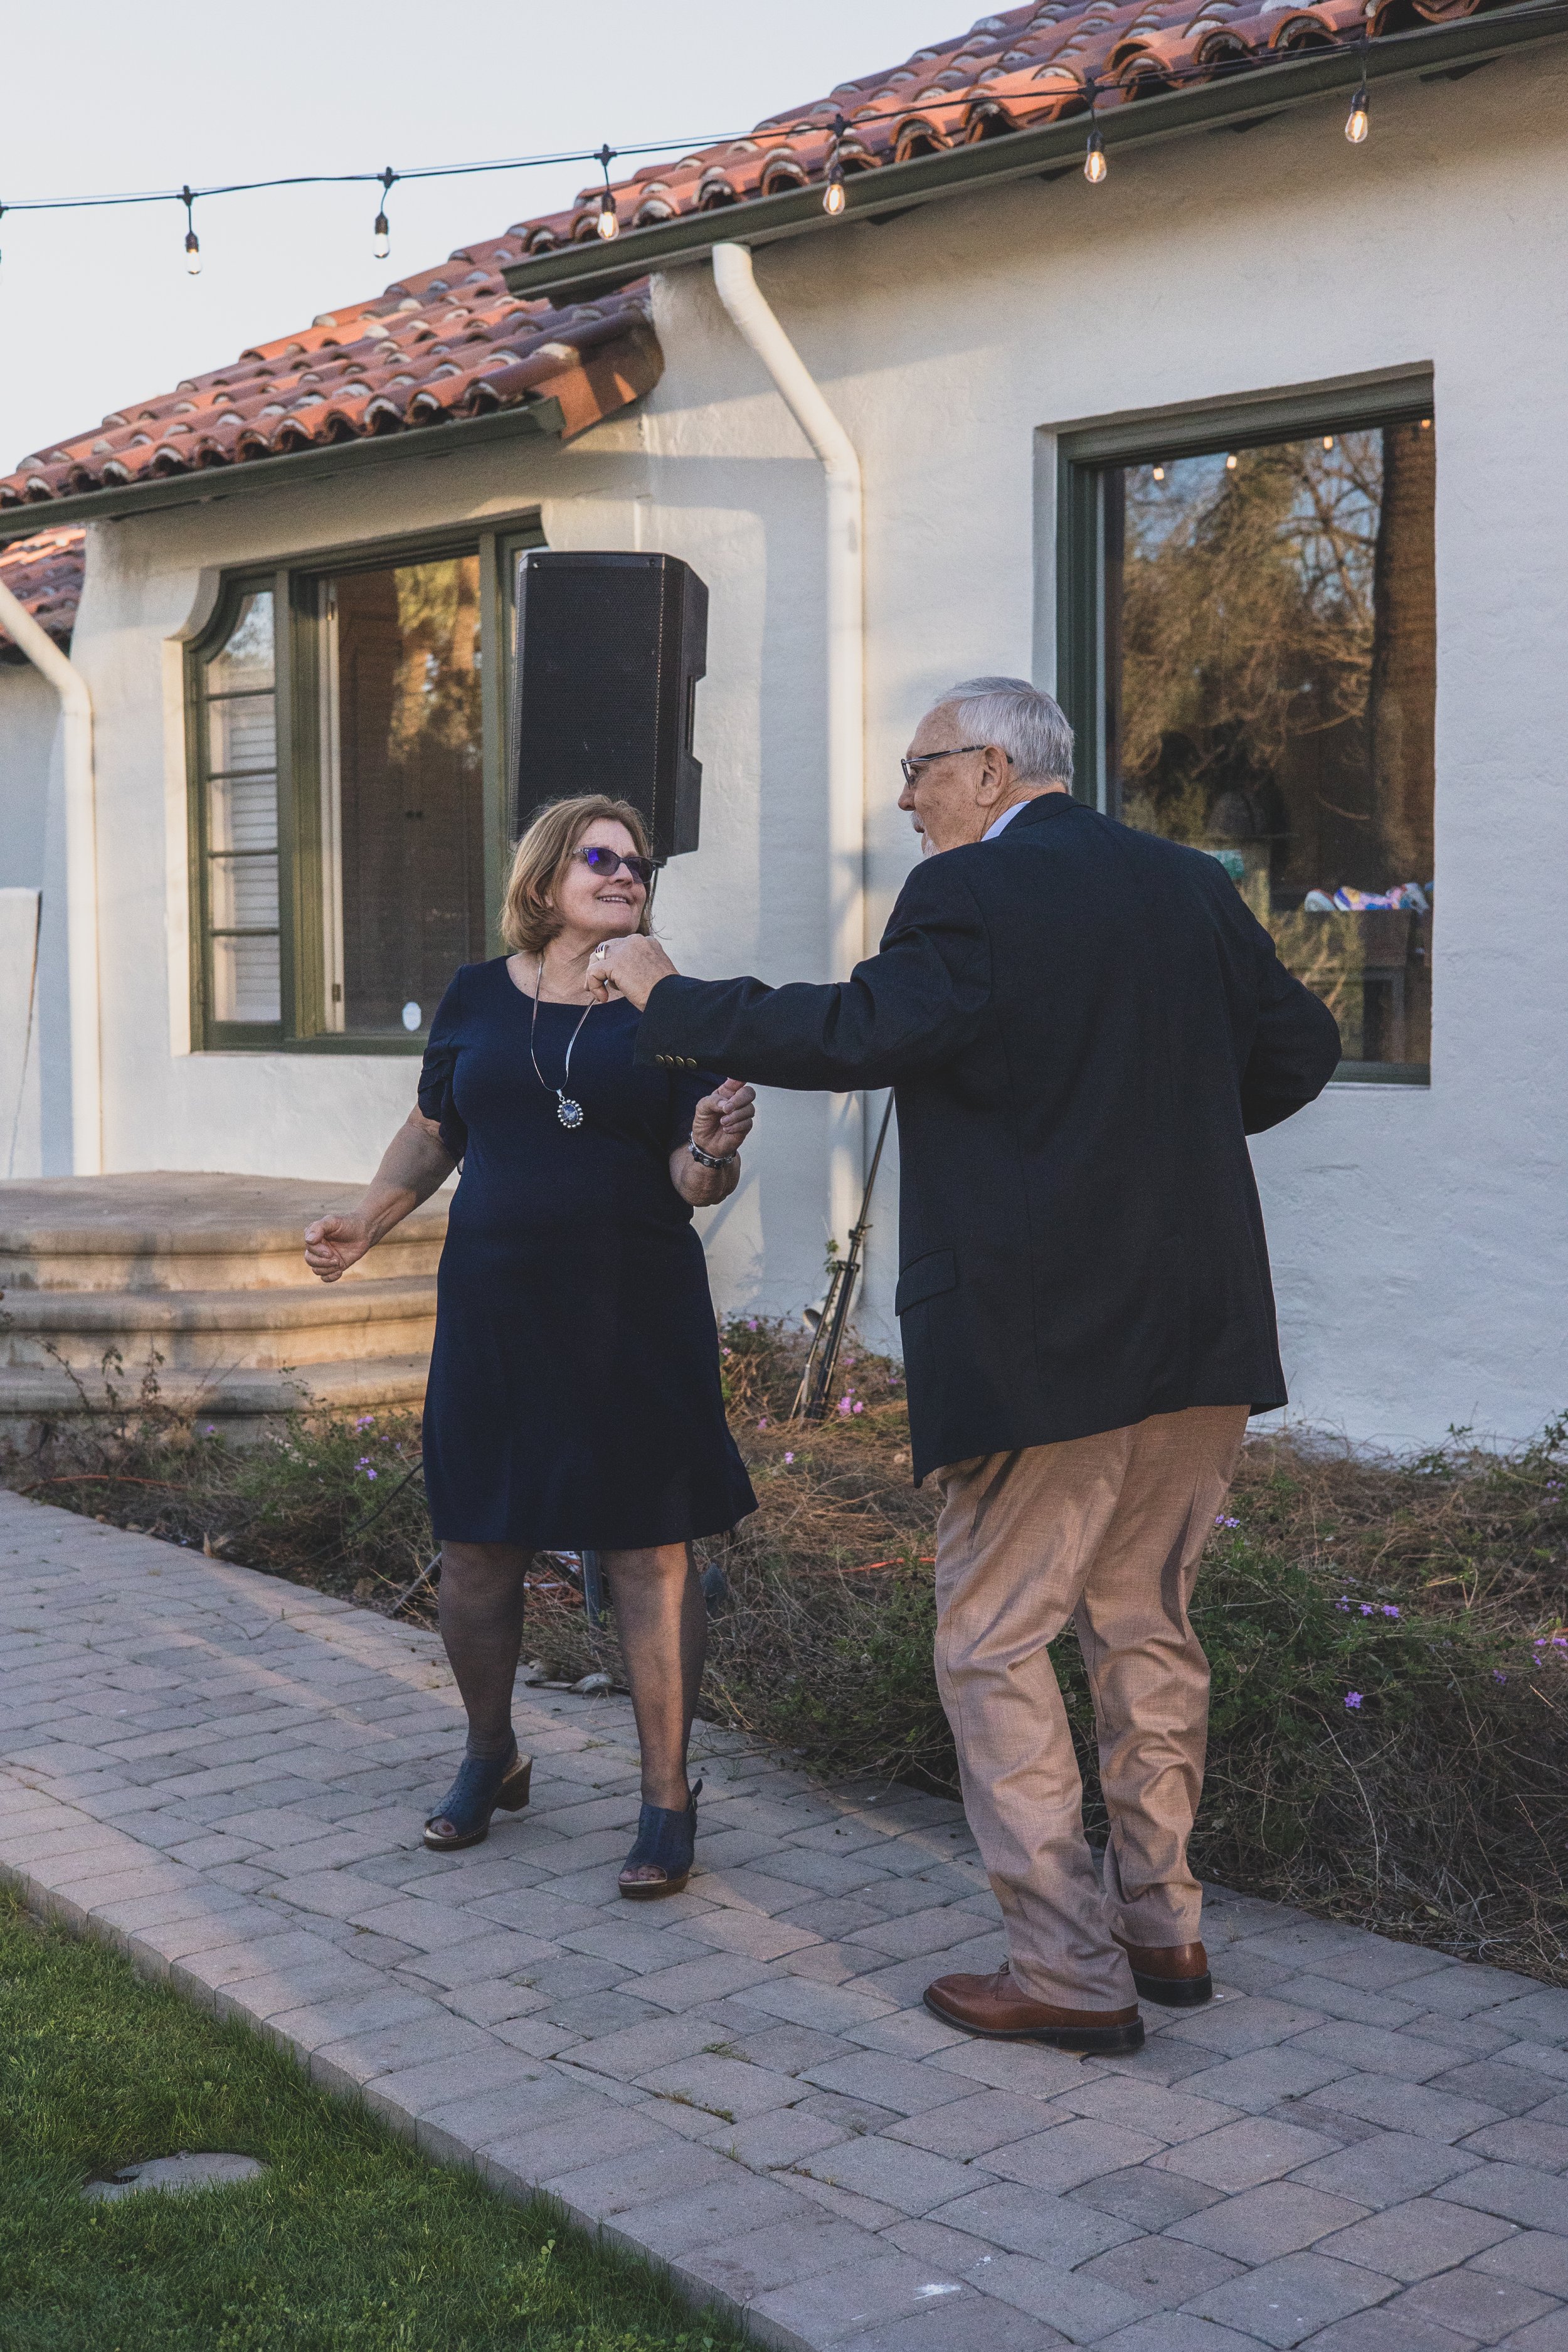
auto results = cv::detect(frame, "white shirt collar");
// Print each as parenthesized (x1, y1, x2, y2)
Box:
(981, 800, 1028, 843)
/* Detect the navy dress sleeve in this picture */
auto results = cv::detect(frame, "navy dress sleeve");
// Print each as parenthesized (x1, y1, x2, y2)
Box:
(416, 967, 469, 1164)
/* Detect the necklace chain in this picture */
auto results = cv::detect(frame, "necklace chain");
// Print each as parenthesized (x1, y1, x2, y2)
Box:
(529, 953, 595, 1130)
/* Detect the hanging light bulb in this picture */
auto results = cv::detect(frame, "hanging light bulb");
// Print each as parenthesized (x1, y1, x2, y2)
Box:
(185, 227, 201, 275)
(1322, 435, 1335, 451)
(373, 167, 395, 261)
(181, 185, 201, 277)
(1225, 452, 1238, 471)
(824, 112, 848, 216)
(594, 143, 620, 241)
(1345, 83, 1370, 143)
(1152, 464, 1165, 483)
(1082, 77, 1106, 184)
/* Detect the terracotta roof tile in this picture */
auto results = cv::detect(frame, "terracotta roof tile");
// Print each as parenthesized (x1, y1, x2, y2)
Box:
(1, 239, 660, 511)
(2, 0, 1480, 514)
(0, 526, 85, 656)
(509, 0, 1454, 246)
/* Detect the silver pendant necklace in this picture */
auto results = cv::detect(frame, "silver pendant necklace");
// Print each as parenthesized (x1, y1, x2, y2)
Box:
(529, 953, 595, 1130)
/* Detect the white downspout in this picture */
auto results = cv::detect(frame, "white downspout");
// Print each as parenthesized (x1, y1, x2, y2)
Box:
(711, 240, 866, 1247)
(0, 577, 100, 1175)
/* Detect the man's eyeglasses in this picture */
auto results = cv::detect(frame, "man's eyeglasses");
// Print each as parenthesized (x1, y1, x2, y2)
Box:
(900, 745, 1013, 788)
(573, 845, 657, 889)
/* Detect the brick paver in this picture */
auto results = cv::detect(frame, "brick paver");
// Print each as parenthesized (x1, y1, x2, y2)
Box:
(3, 1488, 1567, 2351)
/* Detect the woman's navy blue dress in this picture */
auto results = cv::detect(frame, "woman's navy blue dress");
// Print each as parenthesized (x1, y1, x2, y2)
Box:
(416, 957, 756, 1550)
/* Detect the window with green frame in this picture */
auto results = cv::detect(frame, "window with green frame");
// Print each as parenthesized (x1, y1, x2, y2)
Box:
(188, 520, 541, 1050)
(1057, 378, 1436, 1082)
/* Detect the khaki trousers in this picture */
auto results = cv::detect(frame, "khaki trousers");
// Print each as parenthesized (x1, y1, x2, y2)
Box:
(933, 1405, 1249, 2011)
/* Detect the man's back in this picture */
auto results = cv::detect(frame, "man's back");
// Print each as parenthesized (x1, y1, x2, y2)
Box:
(639, 790, 1340, 1476)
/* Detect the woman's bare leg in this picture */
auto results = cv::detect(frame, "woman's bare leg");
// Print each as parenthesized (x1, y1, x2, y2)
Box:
(601, 1542, 705, 1810)
(434, 1540, 530, 1789)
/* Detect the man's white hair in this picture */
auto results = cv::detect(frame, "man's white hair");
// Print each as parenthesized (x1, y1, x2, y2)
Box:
(934, 675, 1074, 790)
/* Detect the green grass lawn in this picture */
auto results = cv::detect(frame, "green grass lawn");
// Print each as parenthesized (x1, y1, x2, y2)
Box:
(0, 1888, 742, 2352)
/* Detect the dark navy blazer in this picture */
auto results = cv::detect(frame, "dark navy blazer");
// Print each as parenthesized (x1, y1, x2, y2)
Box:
(638, 793, 1342, 1481)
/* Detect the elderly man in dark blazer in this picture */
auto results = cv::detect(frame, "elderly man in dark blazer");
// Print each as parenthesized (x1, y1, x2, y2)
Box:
(591, 676, 1340, 2053)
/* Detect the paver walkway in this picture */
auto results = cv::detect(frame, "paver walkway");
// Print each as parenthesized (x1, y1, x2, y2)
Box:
(4, 1488, 1567, 2352)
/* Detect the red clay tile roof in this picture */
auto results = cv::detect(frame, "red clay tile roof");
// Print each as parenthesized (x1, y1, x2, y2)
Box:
(1, 243, 659, 511)
(517, 0, 1458, 245)
(0, 526, 85, 657)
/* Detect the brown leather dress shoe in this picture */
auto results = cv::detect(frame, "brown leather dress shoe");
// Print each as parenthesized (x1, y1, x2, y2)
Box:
(924, 1964, 1144, 2052)
(1113, 1936, 1212, 2007)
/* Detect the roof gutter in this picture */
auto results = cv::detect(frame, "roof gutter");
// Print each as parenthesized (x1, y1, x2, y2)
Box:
(0, 396, 565, 548)
(501, 1, 1568, 307)
(710, 242, 866, 1244)
(0, 583, 100, 1175)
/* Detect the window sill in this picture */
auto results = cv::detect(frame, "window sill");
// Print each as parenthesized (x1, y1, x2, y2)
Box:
(1330, 1061, 1429, 1087)
(196, 1035, 425, 1056)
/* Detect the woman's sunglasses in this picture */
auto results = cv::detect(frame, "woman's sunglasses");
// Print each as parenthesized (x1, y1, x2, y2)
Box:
(573, 845, 656, 889)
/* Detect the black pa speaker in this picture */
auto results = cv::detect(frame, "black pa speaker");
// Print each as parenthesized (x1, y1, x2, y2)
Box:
(511, 551, 707, 859)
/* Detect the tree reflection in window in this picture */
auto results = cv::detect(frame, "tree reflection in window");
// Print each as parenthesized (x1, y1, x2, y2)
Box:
(1104, 420, 1435, 1073)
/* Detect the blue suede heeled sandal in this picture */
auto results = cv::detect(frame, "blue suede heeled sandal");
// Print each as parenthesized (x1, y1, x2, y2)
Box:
(423, 1741, 532, 1852)
(618, 1779, 703, 1900)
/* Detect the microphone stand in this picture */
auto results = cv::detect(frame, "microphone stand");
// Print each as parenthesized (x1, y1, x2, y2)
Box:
(793, 1093, 895, 1423)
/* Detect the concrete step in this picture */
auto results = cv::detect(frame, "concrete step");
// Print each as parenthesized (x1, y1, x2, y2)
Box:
(1, 1274, 435, 1372)
(0, 1352, 430, 1445)
(0, 1172, 448, 1292)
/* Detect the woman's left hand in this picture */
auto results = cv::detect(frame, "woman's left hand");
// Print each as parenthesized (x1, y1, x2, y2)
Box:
(692, 1078, 756, 1159)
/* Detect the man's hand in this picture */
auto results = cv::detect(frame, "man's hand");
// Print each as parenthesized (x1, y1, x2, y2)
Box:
(304, 1214, 373, 1283)
(588, 934, 678, 1010)
(692, 1078, 755, 1159)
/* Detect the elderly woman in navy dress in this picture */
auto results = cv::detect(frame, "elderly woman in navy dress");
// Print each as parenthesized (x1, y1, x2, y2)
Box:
(305, 793, 756, 1897)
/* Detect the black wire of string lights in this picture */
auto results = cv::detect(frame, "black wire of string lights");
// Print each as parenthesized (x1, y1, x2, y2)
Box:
(0, 3, 1535, 277)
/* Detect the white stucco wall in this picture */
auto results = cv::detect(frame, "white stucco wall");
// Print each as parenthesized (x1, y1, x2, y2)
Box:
(0, 660, 60, 1177)
(42, 41, 1568, 1448)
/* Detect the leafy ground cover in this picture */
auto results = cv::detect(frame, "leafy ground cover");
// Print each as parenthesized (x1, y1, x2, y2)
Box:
(4, 1328, 1565, 1983)
(0, 1883, 742, 2352)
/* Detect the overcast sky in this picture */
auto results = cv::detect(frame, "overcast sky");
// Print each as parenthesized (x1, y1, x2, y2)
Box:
(1, 0, 965, 472)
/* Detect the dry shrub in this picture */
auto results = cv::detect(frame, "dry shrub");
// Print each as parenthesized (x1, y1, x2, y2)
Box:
(5, 1327, 1565, 1982)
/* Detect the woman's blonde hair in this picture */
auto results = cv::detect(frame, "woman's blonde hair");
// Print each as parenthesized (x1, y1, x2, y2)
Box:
(500, 795, 655, 956)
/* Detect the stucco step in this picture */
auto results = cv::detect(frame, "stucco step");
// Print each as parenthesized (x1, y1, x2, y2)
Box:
(0, 1351, 430, 1441)
(0, 1173, 448, 1292)
(0, 1275, 436, 1372)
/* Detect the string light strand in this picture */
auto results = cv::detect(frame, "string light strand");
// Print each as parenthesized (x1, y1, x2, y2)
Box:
(3, 4, 1545, 273)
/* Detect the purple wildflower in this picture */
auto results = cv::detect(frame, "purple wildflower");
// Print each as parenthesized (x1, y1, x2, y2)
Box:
(1360, 1603, 1375, 1617)
(837, 1396, 853, 1416)
(1494, 1671, 1508, 1685)
(784, 1451, 795, 1465)
(758, 1418, 768, 1431)
(1345, 1692, 1364, 1710)
(1381, 1604, 1401, 1619)
(1214, 1515, 1239, 1529)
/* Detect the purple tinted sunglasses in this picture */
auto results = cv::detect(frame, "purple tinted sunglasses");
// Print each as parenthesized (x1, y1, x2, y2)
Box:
(574, 844, 656, 889)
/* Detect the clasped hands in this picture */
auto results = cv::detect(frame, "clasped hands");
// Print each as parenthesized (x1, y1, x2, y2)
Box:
(588, 938, 753, 1164)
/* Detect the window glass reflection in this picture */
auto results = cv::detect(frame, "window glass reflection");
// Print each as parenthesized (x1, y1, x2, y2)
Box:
(320, 556, 485, 1036)
(1104, 421, 1436, 1074)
